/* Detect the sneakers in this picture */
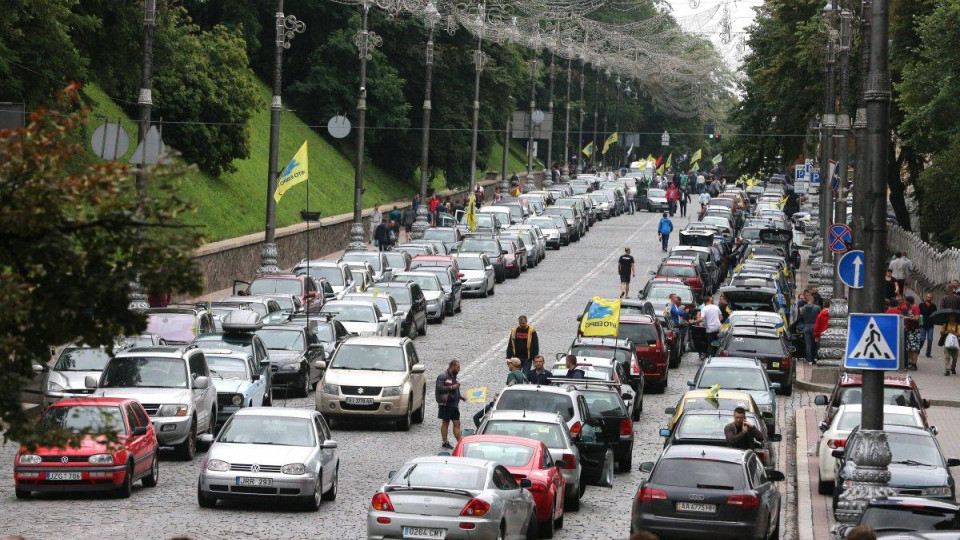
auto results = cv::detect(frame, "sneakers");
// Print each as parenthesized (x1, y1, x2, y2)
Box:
(441, 442, 453, 450)
(946, 370, 951, 377)
(953, 368, 957, 375)
(908, 364, 918, 371)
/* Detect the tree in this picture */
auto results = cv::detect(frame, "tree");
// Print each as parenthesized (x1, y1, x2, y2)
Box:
(0, 85, 203, 448)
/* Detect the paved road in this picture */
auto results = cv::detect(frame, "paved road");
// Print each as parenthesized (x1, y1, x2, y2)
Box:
(0, 209, 804, 540)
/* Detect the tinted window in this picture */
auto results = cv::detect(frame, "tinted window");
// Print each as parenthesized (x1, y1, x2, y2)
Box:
(256, 328, 307, 351)
(481, 420, 566, 447)
(723, 336, 785, 356)
(41, 405, 126, 434)
(618, 323, 659, 345)
(188, 353, 208, 379)
(460, 442, 534, 466)
(658, 266, 696, 278)
(496, 391, 575, 421)
(125, 405, 142, 429)
(392, 462, 487, 490)
(860, 507, 960, 532)
(248, 278, 302, 295)
(493, 466, 519, 489)
(838, 387, 918, 408)
(697, 367, 767, 391)
(884, 433, 944, 467)
(581, 390, 627, 417)
(54, 347, 112, 371)
(651, 458, 745, 489)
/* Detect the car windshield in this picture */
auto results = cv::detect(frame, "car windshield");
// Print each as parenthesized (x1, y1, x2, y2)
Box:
(527, 219, 556, 230)
(836, 410, 918, 431)
(54, 347, 112, 371)
(100, 357, 188, 388)
(838, 387, 919, 408)
(297, 266, 344, 286)
(547, 208, 574, 218)
(270, 296, 295, 311)
(703, 217, 731, 228)
(647, 286, 695, 305)
(723, 336, 784, 356)
(145, 313, 198, 343)
(217, 415, 315, 446)
(40, 405, 125, 434)
(697, 367, 767, 391)
(313, 323, 336, 342)
(384, 252, 408, 269)
(675, 414, 731, 438)
(461, 239, 499, 253)
(393, 275, 440, 292)
(421, 269, 452, 286)
(619, 323, 660, 346)
(391, 462, 487, 490)
(423, 229, 455, 242)
(256, 328, 305, 351)
(884, 433, 944, 466)
(582, 390, 627, 417)
(321, 304, 377, 323)
(590, 194, 608, 203)
(330, 344, 406, 371)
(651, 458, 746, 490)
(460, 441, 534, 467)
(341, 252, 383, 271)
(860, 506, 960, 532)
(481, 420, 566, 447)
(648, 189, 666, 198)
(455, 257, 484, 270)
(496, 391, 575, 421)
(248, 278, 302, 296)
(380, 287, 412, 305)
(548, 216, 566, 227)
(205, 356, 249, 380)
(658, 266, 696, 278)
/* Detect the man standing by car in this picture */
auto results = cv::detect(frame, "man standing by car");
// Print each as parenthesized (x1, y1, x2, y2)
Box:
(375, 220, 393, 252)
(506, 316, 540, 372)
(657, 212, 674, 251)
(696, 295, 722, 359)
(437, 360, 467, 450)
(919, 292, 938, 358)
(618, 247, 637, 298)
(799, 291, 822, 364)
(370, 204, 383, 244)
(525, 355, 553, 385)
(724, 407, 765, 450)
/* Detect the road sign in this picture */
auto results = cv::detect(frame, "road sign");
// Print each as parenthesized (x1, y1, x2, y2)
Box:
(805, 159, 813, 176)
(795, 165, 806, 182)
(810, 168, 821, 186)
(844, 313, 902, 371)
(129, 125, 170, 165)
(531, 109, 545, 125)
(91, 120, 130, 160)
(828, 223, 853, 253)
(837, 249, 865, 289)
(327, 115, 351, 139)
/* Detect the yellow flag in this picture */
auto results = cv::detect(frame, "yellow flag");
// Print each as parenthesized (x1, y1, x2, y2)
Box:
(579, 296, 621, 337)
(273, 141, 309, 204)
(465, 193, 478, 232)
(602, 132, 618, 155)
(656, 163, 664, 175)
(707, 383, 721, 398)
(691, 162, 700, 172)
(465, 387, 488, 404)
(582, 142, 595, 157)
(691, 148, 702, 163)
(666, 153, 672, 168)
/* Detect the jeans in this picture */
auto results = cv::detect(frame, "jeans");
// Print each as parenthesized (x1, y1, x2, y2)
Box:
(668, 201, 676, 216)
(626, 199, 634, 214)
(804, 330, 817, 363)
(679, 201, 687, 217)
(706, 331, 719, 357)
(660, 233, 670, 250)
(921, 327, 935, 356)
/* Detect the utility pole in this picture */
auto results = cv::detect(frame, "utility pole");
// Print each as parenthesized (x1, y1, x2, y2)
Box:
(819, 1, 838, 269)
(501, 113, 511, 186)
(576, 59, 585, 175)
(467, 6, 485, 194)
(849, 0, 871, 311)
(347, 0, 379, 252)
(562, 57, 571, 180)
(543, 47, 556, 188)
(591, 65, 599, 170)
(411, 2, 441, 241)
(129, 0, 156, 310)
(524, 47, 539, 193)
(833, 4, 854, 297)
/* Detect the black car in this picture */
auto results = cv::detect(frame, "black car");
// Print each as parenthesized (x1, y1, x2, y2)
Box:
(577, 384, 636, 473)
(633, 445, 784, 540)
(415, 266, 463, 316)
(717, 326, 794, 395)
(566, 336, 645, 408)
(288, 315, 351, 360)
(369, 281, 428, 338)
(860, 497, 960, 536)
(458, 235, 508, 282)
(658, 410, 781, 473)
(255, 324, 324, 397)
(833, 425, 960, 512)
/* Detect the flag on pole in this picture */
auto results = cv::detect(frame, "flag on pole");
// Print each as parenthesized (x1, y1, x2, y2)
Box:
(273, 141, 309, 204)
(582, 142, 595, 157)
(465, 193, 478, 232)
(655, 155, 664, 169)
(646, 154, 655, 162)
(691, 162, 700, 172)
(691, 148, 702, 163)
(579, 297, 622, 337)
(602, 132, 618, 154)
(625, 144, 634, 160)
(657, 163, 664, 175)
(465, 387, 488, 404)
(712, 153, 723, 164)
(666, 153, 672, 169)
(707, 383, 721, 398)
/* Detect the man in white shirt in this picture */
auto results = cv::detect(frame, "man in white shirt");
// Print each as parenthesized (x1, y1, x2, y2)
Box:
(889, 252, 914, 294)
(696, 174, 706, 194)
(370, 204, 383, 244)
(696, 296, 723, 360)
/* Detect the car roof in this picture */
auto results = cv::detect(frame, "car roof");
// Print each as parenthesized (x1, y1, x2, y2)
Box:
(501, 384, 577, 397)
(220, 296, 270, 304)
(296, 260, 342, 268)
(411, 255, 455, 262)
(839, 372, 914, 387)
(729, 327, 781, 338)
(403, 456, 494, 469)
(251, 274, 303, 280)
(115, 345, 188, 358)
(835, 404, 920, 417)
(484, 410, 565, 424)
(572, 336, 634, 349)
(681, 389, 755, 401)
(339, 336, 406, 347)
(49, 397, 132, 408)
(703, 357, 763, 368)
(459, 434, 542, 450)
(619, 314, 656, 324)
(233, 407, 316, 419)
(661, 444, 748, 463)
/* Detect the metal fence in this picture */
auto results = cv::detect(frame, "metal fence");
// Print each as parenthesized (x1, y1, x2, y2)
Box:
(887, 224, 960, 299)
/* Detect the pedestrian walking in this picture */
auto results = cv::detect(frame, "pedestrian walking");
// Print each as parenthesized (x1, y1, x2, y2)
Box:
(525, 355, 553, 385)
(696, 173, 706, 194)
(428, 194, 441, 225)
(696, 296, 723, 359)
(374, 220, 393, 252)
(903, 295, 922, 371)
(813, 299, 831, 363)
(883, 269, 898, 300)
(436, 360, 467, 449)
(919, 293, 937, 358)
(402, 206, 416, 241)
(889, 252, 914, 294)
(678, 188, 690, 218)
(505, 358, 528, 386)
(494, 186, 503, 203)
(665, 183, 679, 216)
(626, 183, 637, 214)
(698, 191, 710, 213)
(506, 315, 539, 372)
(370, 204, 383, 244)
(657, 212, 674, 251)
(618, 247, 637, 298)
(799, 291, 822, 364)
(941, 308, 960, 376)
(388, 205, 402, 239)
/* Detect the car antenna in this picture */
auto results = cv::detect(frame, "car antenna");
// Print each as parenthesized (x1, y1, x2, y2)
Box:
(522, 392, 526, 418)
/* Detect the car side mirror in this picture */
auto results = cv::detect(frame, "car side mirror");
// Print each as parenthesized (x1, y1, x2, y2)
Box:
(461, 428, 475, 437)
(32, 363, 49, 373)
(388, 470, 397, 480)
(770, 434, 782, 442)
(659, 429, 671, 437)
(519, 478, 532, 489)
(819, 421, 828, 432)
(639, 462, 654, 473)
(814, 395, 828, 406)
(923, 399, 932, 409)
(306, 291, 317, 299)
(132, 426, 148, 436)
(664, 407, 676, 415)
(931, 426, 939, 436)
(321, 440, 338, 450)
(501, 249, 509, 255)
(252, 374, 261, 381)
(194, 376, 210, 390)
(198, 433, 215, 445)
(85, 375, 98, 389)
(411, 365, 426, 374)
(948, 458, 960, 468)
(768, 471, 786, 482)
(831, 448, 845, 459)
(314, 360, 327, 370)
(622, 392, 633, 401)
(309, 342, 322, 350)
(770, 382, 782, 390)
(686, 380, 694, 387)
(379, 316, 389, 323)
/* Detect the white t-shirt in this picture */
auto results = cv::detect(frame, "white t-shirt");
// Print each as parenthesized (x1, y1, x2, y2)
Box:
(699, 193, 711, 205)
(697, 175, 706, 185)
(701, 304, 722, 333)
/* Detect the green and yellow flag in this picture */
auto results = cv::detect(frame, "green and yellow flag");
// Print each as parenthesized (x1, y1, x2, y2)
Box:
(465, 193, 478, 232)
(273, 141, 309, 204)
(691, 162, 700, 172)
(712, 153, 723, 164)
(582, 142, 595, 157)
(666, 153, 672, 169)
(691, 148, 702, 163)
(707, 383, 721, 398)
(602, 132, 618, 155)
(579, 297, 621, 337)
(656, 163, 664, 175)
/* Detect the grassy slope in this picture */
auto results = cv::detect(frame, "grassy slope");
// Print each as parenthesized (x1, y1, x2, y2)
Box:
(81, 81, 415, 242)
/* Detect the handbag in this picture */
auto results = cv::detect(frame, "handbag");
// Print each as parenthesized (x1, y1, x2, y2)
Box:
(946, 333, 959, 351)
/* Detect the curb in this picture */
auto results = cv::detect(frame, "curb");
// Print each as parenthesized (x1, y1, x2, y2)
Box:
(796, 407, 814, 540)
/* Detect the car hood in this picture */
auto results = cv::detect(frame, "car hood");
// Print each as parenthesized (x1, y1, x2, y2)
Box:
(213, 379, 250, 394)
(94, 387, 192, 404)
(648, 196, 667, 203)
(50, 370, 102, 390)
(268, 350, 304, 366)
(422, 291, 443, 302)
(886, 464, 950, 488)
(208, 442, 314, 466)
(325, 369, 407, 387)
(338, 321, 381, 335)
(461, 269, 487, 279)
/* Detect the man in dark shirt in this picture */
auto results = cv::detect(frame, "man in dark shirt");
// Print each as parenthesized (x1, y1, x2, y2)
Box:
(724, 407, 765, 450)
(525, 355, 553, 385)
(919, 293, 938, 358)
(618, 247, 637, 298)
(506, 315, 539, 373)
(563, 354, 585, 379)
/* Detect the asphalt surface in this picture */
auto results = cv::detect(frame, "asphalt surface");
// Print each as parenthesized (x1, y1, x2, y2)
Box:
(0, 208, 804, 540)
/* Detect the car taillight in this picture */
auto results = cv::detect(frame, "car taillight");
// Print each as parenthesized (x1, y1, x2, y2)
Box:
(620, 418, 632, 436)
(827, 438, 846, 449)
(570, 421, 582, 436)
(529, 482, 549, 492)
(666, 331, 676, 342)
(638, 487, 668, 503)
(781, 356, 792, 370)
(561, 453, 577, 469)
(726, 494, 759, 510)
(460, 498, 491, 517)
(371, 492, 394, 512)
(631, 358, 641, 375)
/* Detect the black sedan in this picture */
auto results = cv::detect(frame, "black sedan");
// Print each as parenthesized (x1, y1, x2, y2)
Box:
(632, 445, 784, 540)
(578, 384, 636, 473)
(659, 409, 781, 473)
(255, 324, 324, 397)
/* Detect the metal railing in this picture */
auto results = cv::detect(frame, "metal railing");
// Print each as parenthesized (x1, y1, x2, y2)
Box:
(887, 224, 960, 300)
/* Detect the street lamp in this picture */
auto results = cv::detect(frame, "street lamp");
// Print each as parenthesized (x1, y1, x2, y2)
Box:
(832, 5, 853, 297)
(466, 4, 488, 195)
(818, 0, 838, 267)
(614, 76, 621, 168)
(410, 1, 442, 241)
(524, 28, 542, 193)
(661, 130, 670, 179)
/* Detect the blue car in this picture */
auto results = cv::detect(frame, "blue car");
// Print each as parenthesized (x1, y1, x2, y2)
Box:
(201, 348, 273, 425)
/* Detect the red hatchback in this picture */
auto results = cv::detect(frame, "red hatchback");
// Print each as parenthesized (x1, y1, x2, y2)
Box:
(653, 262, 703, 301)
(620, 314, 671, 394)
(814, 372, 932, 427)
(237, 274, 323, 313)
(453, 435, 566, 534)
(15, 398, 159, 499)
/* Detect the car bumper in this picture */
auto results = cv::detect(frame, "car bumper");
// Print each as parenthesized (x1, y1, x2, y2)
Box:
(462, 280, 488, 294)
(426, 303, 445, 319)
(368, 512, 504, 540)
(271, 370, 305, 389)
(217, 404, 242, 423)
(151, 415, 193, 446)
(634, 512, 766, 540)
(15, 464, 128, 491)
(818, 450, 836, 483)
(641, 363, 668, 384)
(199, 470, 317, 499)
(318, 392, 412, 419)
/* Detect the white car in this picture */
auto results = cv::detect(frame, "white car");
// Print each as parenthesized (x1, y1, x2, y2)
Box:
(816, 404, 929, 494)
(318, 300, 389, 336)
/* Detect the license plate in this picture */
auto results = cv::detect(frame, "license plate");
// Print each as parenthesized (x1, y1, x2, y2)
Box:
(346, 397, 375, 405)
(402, 527, 446, 539)
(235, 477, 273, 487)
(771, 362, 780, 369)
(46, 472, 82, 481)
(676, 501, 716, 513)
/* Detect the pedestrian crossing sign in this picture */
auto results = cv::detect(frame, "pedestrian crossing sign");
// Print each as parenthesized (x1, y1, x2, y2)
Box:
(844, 313, 902, 371)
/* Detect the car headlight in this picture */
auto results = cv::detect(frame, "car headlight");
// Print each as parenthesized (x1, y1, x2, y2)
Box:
(322, 383, 340, 395)
(18, 454, 40, 465)
(382, 386, 402, 397)
(281, 363, 300, 372)
(922, 486, 952, 497)
(206, 459, 229, 472)
(759, 404, 773, 414)
(157, 404, 188, 417)
(231, 394, 243, 406)
(281, 463, 306, 475)
(429, 299, 442, 307)
(88, 453, 114, 465)
(47, 381, 66, 393)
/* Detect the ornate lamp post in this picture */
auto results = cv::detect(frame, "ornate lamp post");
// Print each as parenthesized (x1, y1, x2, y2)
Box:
(576, 58, 586, 174)
(524, 29, 542, 193)
(466, 4, 488, 194)
(543, 28, 557, 188)
(561, 57, 572, 181)
(818, 0, 838, 267)
(613, 76, 621, 168)
(661, 130, 670, 178)
(411, 1, 442, 241)
(832, 4, 853, 297)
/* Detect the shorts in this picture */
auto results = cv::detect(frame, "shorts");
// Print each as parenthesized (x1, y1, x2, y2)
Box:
(404, 224, 413, 233)
(437, 405, 460, 421)
(619, 273, 631, 284)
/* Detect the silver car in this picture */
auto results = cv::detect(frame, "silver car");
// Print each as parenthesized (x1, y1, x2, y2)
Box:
(453, 253, 496, 297)
(197, 408, 339, 511)
(340, 250, 393, 282)
(43, 344, 113, 406)
(293, 260, 357, 300)
(318, 300, 389, 336)
(342, 292, 404, 337)
(391, 272, 446, 322)
(367, 456, 537, 540)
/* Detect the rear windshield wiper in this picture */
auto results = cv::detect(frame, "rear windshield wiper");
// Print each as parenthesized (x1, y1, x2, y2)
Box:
(696, 483, 735, 490)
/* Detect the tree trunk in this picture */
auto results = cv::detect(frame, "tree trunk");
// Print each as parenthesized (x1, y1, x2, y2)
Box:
(887, 139, 911, 230)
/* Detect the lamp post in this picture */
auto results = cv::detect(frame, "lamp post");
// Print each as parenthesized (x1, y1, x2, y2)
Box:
(347, 0, 382, 252)
(832, 4, 853, 297)
(261, 1, 306, 269)
(818, 0, 838, 268)
(600, 73, 609, 169)
(576, 59, 586, 174)
(466, 4, 487, 195)
(661, 130, 670, 179)
(561, 57, 572, 181)
(410, 1, 441, 241)
(543, 46, 556, 188)
(591, 65, 599, 170)
(849, 0, 871, 311)
(613, 76, 621, 169)
(524, 39, 540, 193)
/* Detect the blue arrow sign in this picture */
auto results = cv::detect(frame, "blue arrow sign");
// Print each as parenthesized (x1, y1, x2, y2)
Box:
(844, 313, 902, 371)
(837, 250, 865, 289)
(829, 224, 852, 253)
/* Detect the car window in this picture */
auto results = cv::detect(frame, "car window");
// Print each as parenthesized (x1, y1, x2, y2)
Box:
(651, 458, 746, 489)
(697, 367, 767, 391)
(101, 356, 189, 388)
(618, 323, 659, 345)
(581, 390, 627, 417)
(392, 462, 488, 490)
(125, 405, 142, 429)
(658, 265, 696, 278)
(40, 405, 126, 434)
(542, 450, 554, 469)
(206, 355, 250, 380)
(132, 403, 150, 426)
(146, 313, 199, 343)
(188, 353, 208, 380)
(481, 420, 566, 447)
(249, 278, 302, 296)
(218, 415, 315, 446)
(747, 456, 764, 487)
(330, 343, 406, 371)
(313, 416, 329, 442)
(406, 343, 420, 366)
(723, 336, 785, 356)
(495, 391, 576, 421)
(461, 441, 534, 467)
(54, 347, 112, 371)
(493, 466, 519, 490)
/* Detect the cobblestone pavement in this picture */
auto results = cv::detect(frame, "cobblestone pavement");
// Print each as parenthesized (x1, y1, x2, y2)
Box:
(0, 210, 807, 540)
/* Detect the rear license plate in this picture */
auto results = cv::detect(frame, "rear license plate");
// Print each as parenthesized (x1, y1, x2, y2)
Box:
(235, 477, 273, 487)
(46, 472, 82, 481)
(346, 397, 375, 405)
(676, 502, 716, 513)
(402, 527, 446, 539)
(771, 362, 780, 369)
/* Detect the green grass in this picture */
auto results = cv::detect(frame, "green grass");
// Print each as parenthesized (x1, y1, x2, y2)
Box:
(81, 81, 416, 243)
(485, 140, 531, 179)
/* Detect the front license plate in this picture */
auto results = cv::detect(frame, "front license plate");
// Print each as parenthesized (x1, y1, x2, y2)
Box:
(46, 472, 82, 481)
(346, 397, 375, 405)
(402, 527, 446, 539)
(235, 477, 273, 487)
(676, 502, 716, 513)
(771, 362, 780, 369)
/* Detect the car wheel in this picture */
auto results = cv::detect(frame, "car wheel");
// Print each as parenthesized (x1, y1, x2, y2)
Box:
(397, 400, 412, 431)
(197, 482, 217, 508)
(817, 473, 833, 495)
(14, 488, 30, 500)
(303, 476, 322, 511)
(456, 298, 462, 313)
(539, 503, 555, 539)
(117, 461, 134, 498)
(296, 373, 310, 398)
(770, 514, 781, 539)
(322, 466, 338, 501)
(175, 420, 197, 461)
(203, 407, 217, 445)
(142, 451, 159, 487)
(489, 285, 495, 296)
(263, 387, 273, 407)
(418, 319, 427, 336)
(412, 386, 426, 424)
(631, 404, 641, 421)
(526, 511, 539, 540)
(564, 485, 580, 511)
(407, 321, 417, 340)
(554, 503, 563, 529)
(497, 522, 506, 540)
(481, 285, 489, 298)
(782, 381, 794, 396)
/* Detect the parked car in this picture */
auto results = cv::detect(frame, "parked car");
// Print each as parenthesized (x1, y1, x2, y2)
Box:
(342, 292, 405, 337)
(202, 348, 272, 424)
(293, 261, 357, 300)
(458, 236, 508, 283)
(687, 356, 778, 435)
(370, 281, 429, 338)
(144, 306, 216, 345)
(256, 324, 324, 397)
(235, 274, 325, 313)
(619, 314, 671, 394)
(659, 409, 781, 474)
(41, 343, 113, 407)
(340, 250, 393, 282)
(414, 265, 464, 316)
(453, 253, 496, 297)
(858, 497, 960, 535)
(317, 300, 390, 337)
(717, 326, 795, 396)
(813, 372, 931, 428)
(664, 389, 762, 433)
(391, 272, 447, 323)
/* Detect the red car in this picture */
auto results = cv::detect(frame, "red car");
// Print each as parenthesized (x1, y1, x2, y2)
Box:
(620, 314, 671, 394)
(236, 274, 323, 313)
(453, 435, 565, 534)
(813, 372, 932, 427)
(654, 261, 704, 300)
(15, 398, 159, 499)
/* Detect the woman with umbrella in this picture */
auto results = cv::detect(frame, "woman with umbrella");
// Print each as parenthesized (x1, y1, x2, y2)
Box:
(929, 308, 960, 375)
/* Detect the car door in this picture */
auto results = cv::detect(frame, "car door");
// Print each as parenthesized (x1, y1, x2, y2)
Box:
(314, 415, 336, 489)
(749, 455, 777, 533)
(188, 352, 212, 430)
(574, 396, 611, 486)
(247, 356, 266, 405)
(410, 284, 427, 328)
(124, 404, 150, 475)
(447, 268, 462, 305)
(406, 342, 424, 409)
(493, 465, 524, 534)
